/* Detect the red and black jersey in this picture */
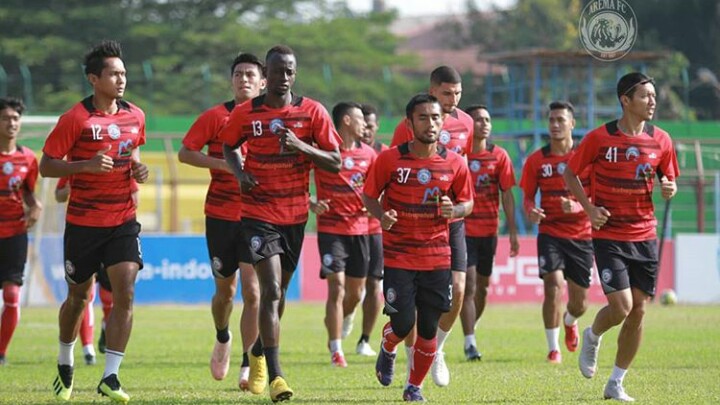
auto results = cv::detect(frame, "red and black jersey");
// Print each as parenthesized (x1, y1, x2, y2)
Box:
(520, 145, 592, 240)
(183, 100, 248, 221)
(464, 144, 516, 237)
(218, 94, 341, 225)
(0, 145, 38, 238)
(391, 109, 474, 155)
(368, 141, 389, 235)
(363, 143, 473, 271)
(315, 142, 376, 235)
(43, 97, 146, 227)
(568, 121, 679, 241)
(56, 176, 138, 193)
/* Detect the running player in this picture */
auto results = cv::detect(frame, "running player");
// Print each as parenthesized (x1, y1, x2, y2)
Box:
(364, 93, 473, 402)
(178, 52, 265, 389)
(218, 45, 341, 402)
(563, 72, 679, 401)
(519, 101, 592, 363)
(41, 40, 148, 403)
(0, 97, 41, 366)
(459, 105, 518, 361)
(391, 66, 474, 387)
(311, 101, 375, 367)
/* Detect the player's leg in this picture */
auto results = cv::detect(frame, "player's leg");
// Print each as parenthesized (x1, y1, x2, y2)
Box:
(376, 268, 416, 387)
(406, 269, 452, 401)
(358, 234, 383, 356)
(341, 235, 369, 351)
(562, 238, 592, 354)
(96, 268, 113, 354)
(318, 233, 348, 366)
(0, 233, 28, 366)
(96, 220, 142, 402)
(238, 261, 259, 391)
(460, 236, 481, 361)
(538, 234, 564, 362)
(342, 276, 364, 339)
(79, 282, 97, 365)
(470, 236, 497, 360)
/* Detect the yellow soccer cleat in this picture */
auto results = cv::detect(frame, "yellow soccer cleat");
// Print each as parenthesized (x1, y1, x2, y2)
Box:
(269, 376, 294, 402)
(97, 374, 130, 404)
(52, 365, 74, 401)
(248, 353, 268, 395)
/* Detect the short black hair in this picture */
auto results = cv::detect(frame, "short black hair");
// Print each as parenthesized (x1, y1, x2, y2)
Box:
(266, 45, 295, 62)
(84, 40, 122, 76)
(332, 102, 363, 128)
(464, 104, 488, 115)
(548, 101, 574, 115)
(0, 97, 25, 115)
(405, 93, 439, 119)
(361, 103, 378, 117)
(430, 66, 462, 86)
(617, 72, 654, 99)
(230, 53, 264, 76)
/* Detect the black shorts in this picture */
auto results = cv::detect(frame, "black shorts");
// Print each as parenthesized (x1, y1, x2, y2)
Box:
(449, 220, 468, 272)
(466, 236, 498, 277)
(367, 233, 384, 279)
(318, 233, 369, 279)
(96, 267, 112, 292)
(0, 233, 28, 286)
(64, 220, 143, 285)
(593, 238, 658, 297)
(239, 217, 305, 273)
(537, 233, 593, 289)
(384, 267, 452, 314)
(206, 216, 245, 278)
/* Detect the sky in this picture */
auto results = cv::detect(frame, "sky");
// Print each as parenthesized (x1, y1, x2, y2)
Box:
(343, 0, 515, 17)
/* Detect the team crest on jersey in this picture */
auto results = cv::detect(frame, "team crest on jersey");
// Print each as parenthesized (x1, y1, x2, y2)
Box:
(65, 260, 75, 276)
(350, 172, 364, 189)
(601, 268, 613, 284)
(212, 257, 223, 272)
(625, 146, 640, 161)
(108, 124, 122, 140)
(417, 168, 432, 185)
(251, 236, 263, 252)
(439, 130, 451, 145)
(118, 139, 133, 157)
(421, 186, 442, 204)
(635, 163, 653, 180)
(343, 157, 355, 170)
(475, 174, 490, 189)
(386, 287, 397, 304)
(470, 160, 481, 172)
(557, 162, 567, 175)
(8, 175, 21, 191)
(2, 162, 14, 175)
(322, 254, 334, 267)
(269, 118, 285, 134)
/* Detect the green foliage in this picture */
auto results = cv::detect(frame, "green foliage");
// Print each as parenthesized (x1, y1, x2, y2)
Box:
(1, 304, 719, 403)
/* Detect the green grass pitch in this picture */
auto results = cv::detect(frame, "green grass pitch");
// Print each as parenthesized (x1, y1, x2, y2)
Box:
(1, 303, 718, 404)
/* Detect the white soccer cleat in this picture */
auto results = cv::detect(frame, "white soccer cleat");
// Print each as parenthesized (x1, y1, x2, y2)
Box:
(356, 341, 377, 356)
(430, 351, 450, 387)
(210, 332, 232, 380)
(341, 312, 356, 339)
(604, 380, 635, 402)
(579, 327, 602, 379)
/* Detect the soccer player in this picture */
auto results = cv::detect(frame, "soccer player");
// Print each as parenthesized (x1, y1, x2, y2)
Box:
(178, 52, 265, 388)
(519, 101, 592, 364)
(0, 97, 41, 366)
(364, 93, 473, 402)
(349, 103, 388, 357)
(55, 178, 117, 366)
(41, 40, 148, 403)
(218, 45, 341, 402)
(311, 102, 375, 367)
(563, 73, 679, 402)
(459, 105, 518, 361)
(390, 66, 474, 387)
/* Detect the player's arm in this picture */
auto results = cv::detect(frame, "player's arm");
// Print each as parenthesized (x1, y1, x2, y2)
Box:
(55, 180, 70, 203)
(563, 165, 609, 230)
(501, 187, 519, 257)
(280, 126, 341, 173)
(130, 148, 149, 183)
(362, 193, 397, 230)
(439, 197, 473, 219)
(223, 143, 257, 193)
(21, 178, 42, 229)
(39, 146, 113, 178)
(442, 159, 474, 219)
(520, 158, 545, 223)
(178, 146, 230, 172)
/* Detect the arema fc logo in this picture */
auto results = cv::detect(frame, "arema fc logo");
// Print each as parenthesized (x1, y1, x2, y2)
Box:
(270, 118, 285, 134)
(625, 146, 640, 161)
(439, 130, 451, 145)
(250, 236, 263, 252)
(108, 124, 122, 140)
(343, 157, 355, 170)
(417, 168, 432, 185)
(2, 161, 14, 175)
(470, 160, 481, 173)
(557, 163, 567, 175)
(579, 0, 637, 62)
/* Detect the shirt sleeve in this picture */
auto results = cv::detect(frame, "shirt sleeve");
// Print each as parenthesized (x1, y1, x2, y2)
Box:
(567, 130, 598, 175)
(218, 104, 247, 148)
(183, 109, 218, 151)
(497, 149, 517, 191)
(136, 108, 147, 147)
(23, 152, 39, 193)
(311, 104, 341, 151)
(363, 150, 392, 199)
(657, 132, 680, 181)
(519, 152, 538, 213)
(42, 111, 81, 159)
(451, 156, 474, 203)
(390, 119, 412, 147)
